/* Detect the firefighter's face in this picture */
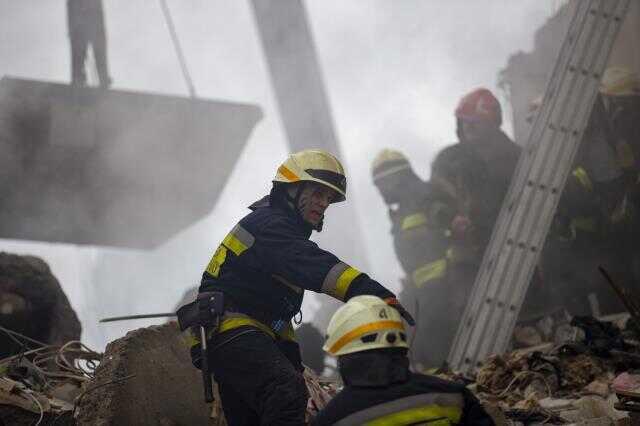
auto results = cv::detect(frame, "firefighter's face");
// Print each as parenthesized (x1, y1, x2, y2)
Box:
(461, 119, 494, 143)
(298, 183, 336, 226)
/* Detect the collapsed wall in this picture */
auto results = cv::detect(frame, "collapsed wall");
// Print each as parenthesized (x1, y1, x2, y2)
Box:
(75, 322, 210, 426)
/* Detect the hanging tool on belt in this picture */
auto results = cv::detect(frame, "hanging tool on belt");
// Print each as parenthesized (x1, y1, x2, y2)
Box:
(176, 291, 225, 403)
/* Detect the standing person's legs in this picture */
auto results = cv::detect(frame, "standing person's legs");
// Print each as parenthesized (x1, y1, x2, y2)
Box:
(70, 34, 88, 86)
(90, 25, 111, 87)
(211, 329, 308, 426)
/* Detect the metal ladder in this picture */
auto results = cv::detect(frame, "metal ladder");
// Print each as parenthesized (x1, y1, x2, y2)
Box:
(447, 0, 631, 374)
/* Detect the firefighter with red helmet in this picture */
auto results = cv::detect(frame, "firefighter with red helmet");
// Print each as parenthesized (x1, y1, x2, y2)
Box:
(430, 89, 521, 330)
(449, 88, 520, 245)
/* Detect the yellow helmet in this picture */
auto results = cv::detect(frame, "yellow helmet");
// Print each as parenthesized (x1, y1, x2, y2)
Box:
(371, 149, 411, 182)
(273, 150, 346, 203)
(600, 67, 640, 96)
(323, 295, 408, 357)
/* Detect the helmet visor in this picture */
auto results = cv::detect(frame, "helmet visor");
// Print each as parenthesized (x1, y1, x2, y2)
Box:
(305, 169, 347, 195)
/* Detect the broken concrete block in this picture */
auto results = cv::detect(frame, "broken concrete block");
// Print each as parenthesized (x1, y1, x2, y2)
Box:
(75, 322, 211, 426)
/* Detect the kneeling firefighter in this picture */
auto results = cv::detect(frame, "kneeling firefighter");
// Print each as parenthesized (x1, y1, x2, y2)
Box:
(312, 295, 494, 426)
(184, 150, 415, 426)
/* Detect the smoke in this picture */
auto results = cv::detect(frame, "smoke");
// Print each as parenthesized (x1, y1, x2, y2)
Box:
(0, 0, 556, 349)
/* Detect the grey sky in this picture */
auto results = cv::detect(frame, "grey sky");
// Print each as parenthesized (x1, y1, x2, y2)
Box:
(0, 1, 561, 348)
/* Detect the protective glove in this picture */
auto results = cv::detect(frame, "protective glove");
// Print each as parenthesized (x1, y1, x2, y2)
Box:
(384, 297, 416, 326)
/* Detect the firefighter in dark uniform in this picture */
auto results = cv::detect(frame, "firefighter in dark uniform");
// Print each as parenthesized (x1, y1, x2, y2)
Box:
(430, 88, 525, 322)
(193, 150, 415, 426)
(434, 88, 520, 251)
(600, 67, 640, 287)
(371, 149, 456, 367)
(313, 295, 494, 426)
(67, 0, 111, 87)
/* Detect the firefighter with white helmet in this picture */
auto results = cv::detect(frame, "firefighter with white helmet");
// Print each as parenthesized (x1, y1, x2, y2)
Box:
(190, 149, 414, 426)
(313, 295, 494, 426)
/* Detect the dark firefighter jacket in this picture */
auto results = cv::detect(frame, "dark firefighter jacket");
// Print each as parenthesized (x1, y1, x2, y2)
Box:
(431, 132, 520, 254)
(198, 193, 395, 340)
(312, 373, 494, 426)
(389, 179, 453, 290)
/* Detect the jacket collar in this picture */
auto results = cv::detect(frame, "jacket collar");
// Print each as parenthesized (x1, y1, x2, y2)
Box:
(249, 194, 313, 238)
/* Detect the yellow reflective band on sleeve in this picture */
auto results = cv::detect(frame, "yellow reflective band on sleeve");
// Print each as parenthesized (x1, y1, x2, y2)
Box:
(329, 320, 403, 355)
(400, 213, 428, 231)
(364, 404, 462, 426)
(206, 245, 228, 277)
(572, 167, 593, 192)
(412, 259, 447, 288)
(222, 225, 255, 256)
(322, 263, 362, 301)
(335, 267, 362, 300)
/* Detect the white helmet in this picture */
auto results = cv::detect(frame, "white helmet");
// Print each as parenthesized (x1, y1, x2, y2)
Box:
(323, 295, 408, 357)
(273, 150, 347, 203)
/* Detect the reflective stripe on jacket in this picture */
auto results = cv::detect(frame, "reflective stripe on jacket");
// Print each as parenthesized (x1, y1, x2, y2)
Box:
(199, 194, 394, 336)
(311, 373, 494, 426)
(333, 392, 463, 426)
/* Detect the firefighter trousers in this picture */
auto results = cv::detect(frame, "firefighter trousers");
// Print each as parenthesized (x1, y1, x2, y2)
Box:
(210, 327, 308, 426)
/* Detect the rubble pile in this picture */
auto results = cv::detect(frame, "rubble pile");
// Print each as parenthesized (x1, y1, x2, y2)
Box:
(455, 314, 640, 425)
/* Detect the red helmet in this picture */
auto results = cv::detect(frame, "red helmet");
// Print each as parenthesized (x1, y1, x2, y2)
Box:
(455, 88, 502, 126)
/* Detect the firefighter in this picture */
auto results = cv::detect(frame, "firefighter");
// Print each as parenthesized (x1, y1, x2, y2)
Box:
(435, 88, 520, 249)
(599, 67, 640, 300)
(193, 150, 414, 426)
(67, 0, 111, 88)
(371, 149, 455, 367)
(312, 295, 494, 426)
(526, 90, 625, 317)
(601, 66, 640, 182)
(429, 89, 522, 330)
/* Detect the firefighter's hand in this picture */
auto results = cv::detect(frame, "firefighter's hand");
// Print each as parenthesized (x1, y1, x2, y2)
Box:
(451, 214, 471, 240)
(384, 297, 416, 326)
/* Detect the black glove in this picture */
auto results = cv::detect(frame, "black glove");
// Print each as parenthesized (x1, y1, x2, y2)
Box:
(384, 297, 416, 326)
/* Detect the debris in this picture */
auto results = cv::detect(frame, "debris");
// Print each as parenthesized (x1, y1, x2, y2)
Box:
(0, 341, 95, 425)
(514, 325, 544, 348)
(584, 379, 612, 398)
(612, 373, 640, 394)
